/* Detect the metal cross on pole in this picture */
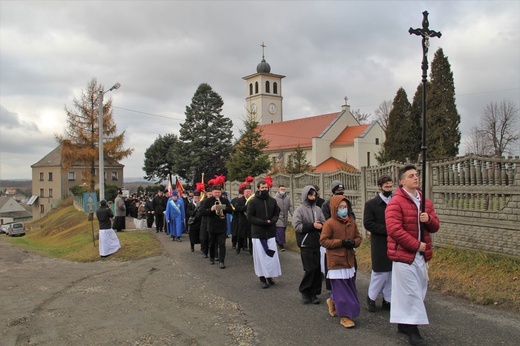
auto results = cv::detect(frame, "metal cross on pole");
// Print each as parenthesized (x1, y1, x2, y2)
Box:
(409, 11, 441, 212)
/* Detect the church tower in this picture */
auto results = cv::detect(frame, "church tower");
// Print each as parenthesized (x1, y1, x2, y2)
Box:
(243, 43, 285, 124)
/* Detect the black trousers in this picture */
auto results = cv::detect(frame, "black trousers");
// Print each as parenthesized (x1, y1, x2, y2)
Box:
(200, 228, 209, 255)
(299, 247, 322, 296)
(209, 232, 227, 262)
(146, 214, 154, 228)
(155, 213, 164, 231)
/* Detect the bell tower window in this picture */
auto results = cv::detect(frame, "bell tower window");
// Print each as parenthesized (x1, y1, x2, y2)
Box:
(255, 82, 259, 94)
(273, 82, 278, 94)
(266, 81, 270, 93)
(249, 83, 253, 95)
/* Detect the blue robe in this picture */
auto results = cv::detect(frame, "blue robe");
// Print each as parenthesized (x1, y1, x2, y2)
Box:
(165, 198, 183, 237)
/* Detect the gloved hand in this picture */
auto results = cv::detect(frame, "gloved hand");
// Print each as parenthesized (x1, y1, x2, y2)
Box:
(342, 239, 355, 249)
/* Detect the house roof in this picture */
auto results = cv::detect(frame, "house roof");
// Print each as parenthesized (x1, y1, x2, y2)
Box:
(258, 113, 340, 151)
(314, 157, 358, 173)
(330, 124, 370, 146)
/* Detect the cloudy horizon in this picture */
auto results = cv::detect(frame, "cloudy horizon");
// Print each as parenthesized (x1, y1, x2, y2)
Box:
(1, 0, 519, 181)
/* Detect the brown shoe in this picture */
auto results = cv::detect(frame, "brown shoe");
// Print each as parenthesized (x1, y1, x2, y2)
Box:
(326, 298, 337, 317)
(340, 317, 355, 328)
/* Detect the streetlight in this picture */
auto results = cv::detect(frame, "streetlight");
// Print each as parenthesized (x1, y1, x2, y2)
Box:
(98, 82, 121, 202)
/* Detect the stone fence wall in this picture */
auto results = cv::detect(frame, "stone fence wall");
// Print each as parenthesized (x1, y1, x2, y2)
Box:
(224, 154, 520, 258)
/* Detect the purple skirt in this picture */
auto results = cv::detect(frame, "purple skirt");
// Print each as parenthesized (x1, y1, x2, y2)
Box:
(275, 227, 286, 244)
(330, 278, 360, 318)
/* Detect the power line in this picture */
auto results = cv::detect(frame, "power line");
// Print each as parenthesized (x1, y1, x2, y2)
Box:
(113, 106, 184, 121)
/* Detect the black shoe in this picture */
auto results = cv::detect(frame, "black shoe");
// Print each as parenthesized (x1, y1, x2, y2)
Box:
(219, 262, 226, 269)
(408, 326, 426, 346)
(367, 296, 377, 312)
(398, 324, 411, 335)
(190, 247, 194, 252)
(301, 293, 311, 304)
(156, 230, 159, 233)
(382, 299, 391, 311)
(236, 247, 241, 254)
(232, 246, 236, 249)
(203, 254, 208, 258)
(310, 295, 320, 304)
(210, 258, 215, 265)
(267, 278, 275, 285)
(260, 282, 269, 289)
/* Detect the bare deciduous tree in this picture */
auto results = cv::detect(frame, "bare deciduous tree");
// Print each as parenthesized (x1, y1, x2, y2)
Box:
(467, 100, 519, 156)
(374, 100, 392, 131)
(464, 124, 493, 155)
(351, 108, 371, 124)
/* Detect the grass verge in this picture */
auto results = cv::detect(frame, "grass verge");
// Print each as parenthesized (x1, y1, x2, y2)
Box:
(4, 204, 162, 262)
(285, 225, 519, 312)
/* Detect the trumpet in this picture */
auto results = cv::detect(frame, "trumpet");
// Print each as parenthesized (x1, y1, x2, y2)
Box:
(214, 199, 226, 219)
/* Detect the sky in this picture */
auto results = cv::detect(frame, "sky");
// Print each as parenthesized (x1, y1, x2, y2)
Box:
(1, 0, 519, 181)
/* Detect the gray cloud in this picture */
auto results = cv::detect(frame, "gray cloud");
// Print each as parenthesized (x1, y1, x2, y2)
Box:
(0, 0, 518, 179)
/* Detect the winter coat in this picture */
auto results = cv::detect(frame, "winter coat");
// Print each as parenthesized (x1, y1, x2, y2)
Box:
(320, 195, 361, 270)
(96, 205, 114, 230)
(200, 196, 232, 233)
(247, 191, 280, 239)
(274, 192, 293, 227)
(292, 185, 326, 248)
(385, 186, 440, 264)
(114, 196, 126, 217)
(152, 194, 167, 214)
(232, 196, 250, 238)
(363, 194, 392, 272)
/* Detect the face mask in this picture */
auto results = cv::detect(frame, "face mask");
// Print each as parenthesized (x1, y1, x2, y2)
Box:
(306, 198, 316, 205)
(337, 208, 348, 218)
(260, 190, 269, 197)
(335, 191, 344, 196)
(382, 191, 392, 197)
(279, 191, 286, 197)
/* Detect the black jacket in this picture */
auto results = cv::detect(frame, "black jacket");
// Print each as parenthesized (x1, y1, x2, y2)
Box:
(152, 195, 167, 214)
(200, 196, 232, 233)
(96, 206, 114, 230)
(247, 192, 280, 239)
(233, 196, 250, 238)
(363, 194, 392, 272)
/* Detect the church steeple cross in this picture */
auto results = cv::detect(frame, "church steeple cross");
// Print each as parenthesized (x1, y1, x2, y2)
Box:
(261, 42, 267, 59)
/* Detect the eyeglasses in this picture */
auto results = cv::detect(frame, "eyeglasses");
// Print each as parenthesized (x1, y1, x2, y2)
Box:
(338, 205, 348, 210)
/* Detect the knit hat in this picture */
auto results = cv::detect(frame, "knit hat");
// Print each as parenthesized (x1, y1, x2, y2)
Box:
(331, 180, 344, 193)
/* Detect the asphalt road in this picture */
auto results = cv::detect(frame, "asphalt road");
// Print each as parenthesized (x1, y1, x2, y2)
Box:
(1, 228, 519, 346)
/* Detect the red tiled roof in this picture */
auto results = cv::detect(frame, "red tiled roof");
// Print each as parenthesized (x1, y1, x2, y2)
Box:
(330, 124, 369, 146)
(314, 157, 358, 173)
(258, 113, 339, 151)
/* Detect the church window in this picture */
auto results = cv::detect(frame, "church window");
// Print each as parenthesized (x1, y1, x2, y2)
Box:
(249, 83, 253, 95)
(273, 82, 278, 94)
(255, 82, 259, 94)
(266, 81, 270, 93)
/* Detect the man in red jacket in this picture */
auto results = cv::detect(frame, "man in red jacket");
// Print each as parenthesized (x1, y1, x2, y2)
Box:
(385, 165, 440, 346)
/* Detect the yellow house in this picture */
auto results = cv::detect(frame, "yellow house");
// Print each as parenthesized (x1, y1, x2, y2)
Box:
(30, 143, 124, 220)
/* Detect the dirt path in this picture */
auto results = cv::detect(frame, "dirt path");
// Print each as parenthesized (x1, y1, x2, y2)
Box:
(1, 228, 519, 346)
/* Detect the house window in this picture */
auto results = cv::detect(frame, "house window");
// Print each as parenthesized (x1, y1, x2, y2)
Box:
(39, 172, 44, 181)
(375, 138, 380, 145)
(111, 172, 118, 181)
(48, 172, 53, 181)
(249, 83, 253, 95)
(367, 152, 371, 167)
(40, 205, 44, 214)
(68, 172, 76, 181)
(273, 82, 278, 94)
(265, 81, 270, 93)
(40, 188, 44, 197)
(49, 189, 53, 198)
(255, 81, 259, 94)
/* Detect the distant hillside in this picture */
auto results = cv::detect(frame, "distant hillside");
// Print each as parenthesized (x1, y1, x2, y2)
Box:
(0, 180, 32, 189)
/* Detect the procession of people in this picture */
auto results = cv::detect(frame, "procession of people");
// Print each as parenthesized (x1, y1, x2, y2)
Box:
(97, 167, 439, 346)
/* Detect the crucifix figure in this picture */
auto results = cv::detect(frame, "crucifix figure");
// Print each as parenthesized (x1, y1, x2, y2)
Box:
(409, 11, 441, 212)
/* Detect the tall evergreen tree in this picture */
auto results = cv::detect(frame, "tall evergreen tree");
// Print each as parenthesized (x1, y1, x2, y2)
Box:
(56, 78, 133, 192)
(143, 134, 180, 182)
(426, 48, 461, 158)
(380, 87, 413, 163)
(177, 83, 233, 183)
(226, 115, 270, 181)
(410, 82, 429, 160)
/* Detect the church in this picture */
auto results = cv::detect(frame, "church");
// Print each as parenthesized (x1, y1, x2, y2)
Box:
(242, 50, 385, 172)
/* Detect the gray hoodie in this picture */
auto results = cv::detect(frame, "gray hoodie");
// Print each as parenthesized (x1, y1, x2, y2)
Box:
(274, 190, 293, 228)
(292, 185, 326, 248)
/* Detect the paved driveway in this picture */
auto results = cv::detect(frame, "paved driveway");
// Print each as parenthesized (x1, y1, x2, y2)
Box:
(1, 230, 519, 345)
